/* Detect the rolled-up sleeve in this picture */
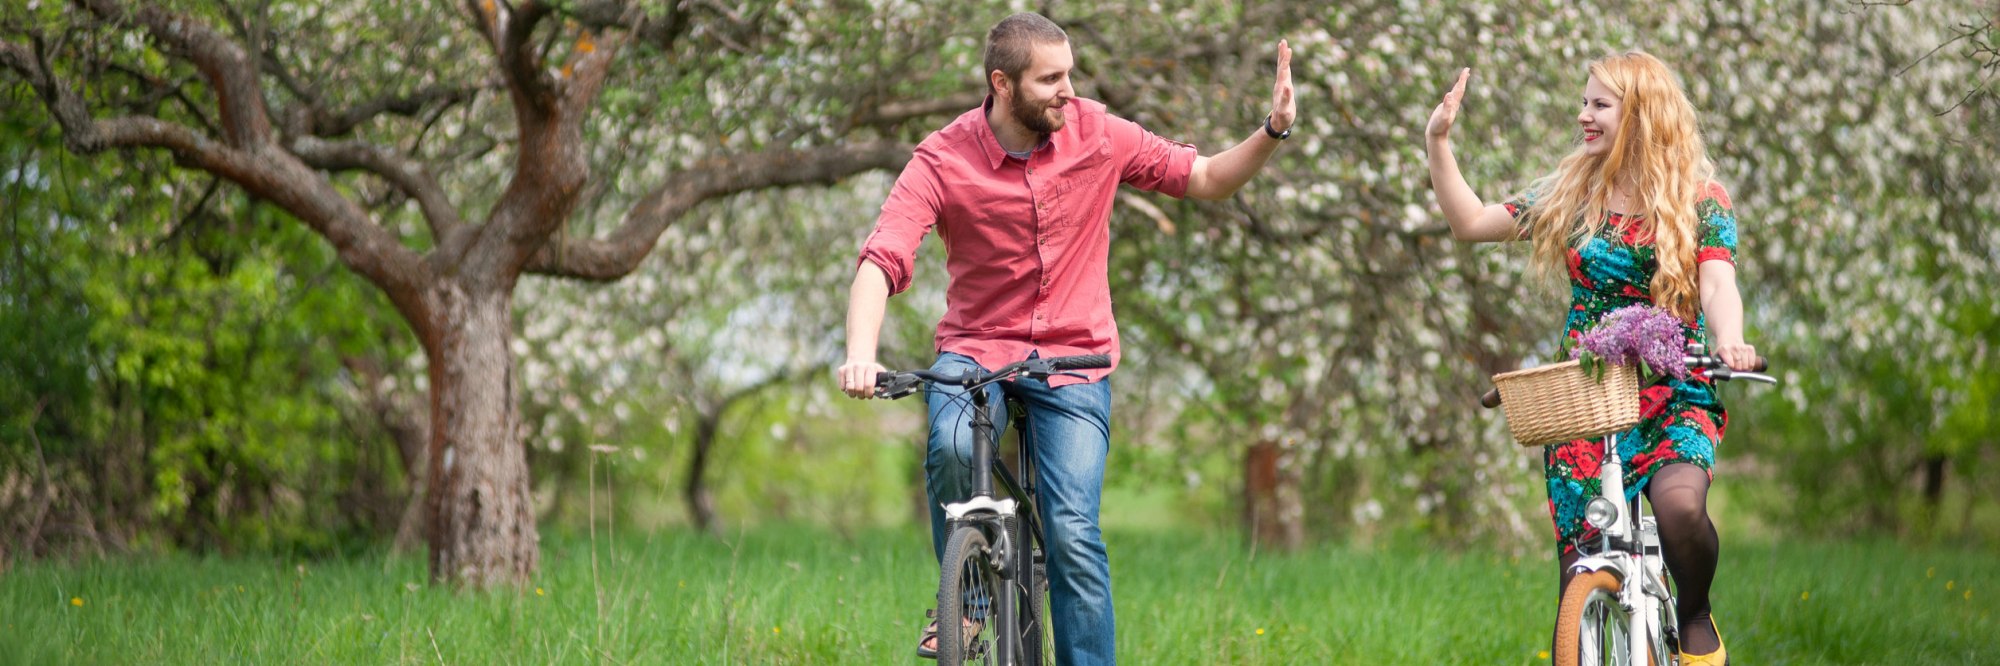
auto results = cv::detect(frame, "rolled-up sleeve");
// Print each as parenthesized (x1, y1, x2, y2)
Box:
(858, 152, 943, 295)
(1107, 115, 1196, 199)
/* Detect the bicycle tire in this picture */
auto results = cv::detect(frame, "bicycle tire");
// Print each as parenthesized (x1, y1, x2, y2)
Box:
(1014, 541, 1047, 666)
(1554, 570, 1635, 666)
(938, 526, 999, 666)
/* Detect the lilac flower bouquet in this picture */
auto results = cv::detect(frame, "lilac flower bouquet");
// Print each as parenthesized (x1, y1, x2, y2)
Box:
(1571, 304, 1690, 381)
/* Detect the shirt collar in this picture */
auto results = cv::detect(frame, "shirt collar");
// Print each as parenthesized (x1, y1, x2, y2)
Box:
(976, 95, 1052, 170)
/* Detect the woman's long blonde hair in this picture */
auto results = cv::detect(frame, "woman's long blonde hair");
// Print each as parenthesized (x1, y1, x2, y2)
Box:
(1524, 51, 1713, 321)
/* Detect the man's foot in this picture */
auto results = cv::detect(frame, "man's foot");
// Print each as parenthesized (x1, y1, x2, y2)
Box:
(916, 610, 983, 659)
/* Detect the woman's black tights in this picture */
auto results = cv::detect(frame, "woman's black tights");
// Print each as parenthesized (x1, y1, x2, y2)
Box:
(1553, 463, 1721, 655)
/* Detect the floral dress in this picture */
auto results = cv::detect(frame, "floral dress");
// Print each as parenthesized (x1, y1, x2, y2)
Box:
(1505, 183, 1740, 556)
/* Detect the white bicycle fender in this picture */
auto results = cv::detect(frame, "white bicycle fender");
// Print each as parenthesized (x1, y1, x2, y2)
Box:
(1567, 555, 1629, 582)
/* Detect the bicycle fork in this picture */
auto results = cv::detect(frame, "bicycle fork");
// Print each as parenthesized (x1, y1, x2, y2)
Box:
(938, 387, 1025, 665)
(1571, 432, 1675, 663)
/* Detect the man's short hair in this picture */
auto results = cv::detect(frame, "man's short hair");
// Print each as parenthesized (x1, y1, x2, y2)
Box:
(984, 13, 1069, 95)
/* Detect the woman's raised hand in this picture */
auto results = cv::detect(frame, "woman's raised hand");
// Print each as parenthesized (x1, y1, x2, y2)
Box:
(1426, 68, 1471, 143)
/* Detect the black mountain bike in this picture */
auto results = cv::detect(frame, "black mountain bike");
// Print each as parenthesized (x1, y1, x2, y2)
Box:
(875, 353, 1111, 666)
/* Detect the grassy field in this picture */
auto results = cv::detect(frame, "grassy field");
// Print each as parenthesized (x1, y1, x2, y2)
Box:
(3, 527, 1994, 665)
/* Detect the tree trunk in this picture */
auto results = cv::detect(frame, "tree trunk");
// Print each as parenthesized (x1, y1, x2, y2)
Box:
(686, 411, 721, 534)
(424, 282, 539, 587)
(1919, 454, 1948, 533)
(1244, 438, 1303, 551)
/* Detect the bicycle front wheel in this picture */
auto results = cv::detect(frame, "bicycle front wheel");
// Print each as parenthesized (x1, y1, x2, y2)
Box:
(1013, 532, 1047, 666)
(938, 526, 999, 666)
(1554, 570, 1635, 666)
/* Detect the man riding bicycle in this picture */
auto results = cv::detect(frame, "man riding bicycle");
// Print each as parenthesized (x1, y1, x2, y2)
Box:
(836, 12, 1297, 664)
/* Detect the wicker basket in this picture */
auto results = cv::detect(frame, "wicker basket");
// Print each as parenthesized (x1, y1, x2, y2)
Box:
(1492, 359, 1642, 447)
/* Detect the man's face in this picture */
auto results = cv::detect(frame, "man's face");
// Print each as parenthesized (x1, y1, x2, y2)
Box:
(1004, 41, 1076, 134)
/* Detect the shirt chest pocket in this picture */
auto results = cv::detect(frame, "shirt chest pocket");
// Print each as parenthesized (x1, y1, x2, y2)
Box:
(1039, 139, 1115, 228)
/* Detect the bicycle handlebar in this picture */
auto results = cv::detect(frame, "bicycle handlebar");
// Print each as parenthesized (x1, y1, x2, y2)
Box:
(874, 354, 1113, 400)
(1479, 353, 1773, 409)
(1048, 354, 1112, 371)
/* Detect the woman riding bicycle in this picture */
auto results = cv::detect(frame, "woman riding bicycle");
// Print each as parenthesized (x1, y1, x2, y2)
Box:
(1424, 51, 1758, 665)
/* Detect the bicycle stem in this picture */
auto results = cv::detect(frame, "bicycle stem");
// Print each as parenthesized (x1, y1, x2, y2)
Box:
(969, 388, 996, 499)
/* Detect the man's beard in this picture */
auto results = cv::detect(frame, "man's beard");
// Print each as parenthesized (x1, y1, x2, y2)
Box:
(1009, 89, 1065, 134)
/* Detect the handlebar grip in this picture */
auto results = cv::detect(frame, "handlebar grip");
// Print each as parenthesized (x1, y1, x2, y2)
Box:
(1480, 388, 1502, 409)
(1049, 354, 1112, 371)
(874, 372, 923, 399)
(1751, 357, 1768, 372)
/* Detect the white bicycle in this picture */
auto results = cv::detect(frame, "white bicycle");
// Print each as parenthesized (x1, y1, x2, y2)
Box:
(1483, 344, 1774, 666)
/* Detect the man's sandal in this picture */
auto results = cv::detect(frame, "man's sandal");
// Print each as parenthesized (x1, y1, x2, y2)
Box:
(915, 608, 984, 659)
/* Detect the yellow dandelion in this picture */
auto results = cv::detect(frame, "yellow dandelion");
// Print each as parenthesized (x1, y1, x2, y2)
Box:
(1926, 566, 1935, 578)
(536, 587, 545, 596)
(1538, 650, 1551, 660)
(772, 626, 781, 635)
(1800, 590, 1810, 601)
(1947, 580, 1956, 591)
(236, 585, 244, 593)
(1965, 589, 1973, 601)
(1255, 628, 1265, 636)
(70, 597, 83, 607)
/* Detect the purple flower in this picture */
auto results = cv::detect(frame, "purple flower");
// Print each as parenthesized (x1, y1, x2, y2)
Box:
(1572, 305, 1690, 379)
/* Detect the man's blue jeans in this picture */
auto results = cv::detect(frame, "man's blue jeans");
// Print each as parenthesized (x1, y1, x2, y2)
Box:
(924, 352, 1114, 666)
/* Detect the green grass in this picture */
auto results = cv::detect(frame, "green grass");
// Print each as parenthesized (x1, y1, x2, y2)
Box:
(3, 528, 1994, 664)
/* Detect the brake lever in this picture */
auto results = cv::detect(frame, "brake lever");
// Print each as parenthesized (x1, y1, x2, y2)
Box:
(877, 374, 922, 399)
(1705, 367, 1778, 385)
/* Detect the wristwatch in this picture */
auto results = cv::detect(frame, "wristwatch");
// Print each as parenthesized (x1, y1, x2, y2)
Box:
(1263, 114, 1291, 140)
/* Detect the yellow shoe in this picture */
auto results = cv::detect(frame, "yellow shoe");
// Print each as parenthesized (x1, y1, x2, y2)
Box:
(1679, 616, 1728, 666)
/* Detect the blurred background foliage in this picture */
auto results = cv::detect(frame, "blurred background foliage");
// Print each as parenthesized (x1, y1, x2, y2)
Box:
(3, 0, 1995, 560)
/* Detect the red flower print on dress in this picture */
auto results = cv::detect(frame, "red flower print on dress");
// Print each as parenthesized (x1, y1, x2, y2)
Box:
(1631, 443, 1681, 471)
(1639, 385, 1674, 419)
(1567, 250, 1595, 289)
(1618, 215, 1654, 246)
(1692, 411, 1724, 443)
(1704, 182, 1732, 209)
(1556, 442, 1602, 480)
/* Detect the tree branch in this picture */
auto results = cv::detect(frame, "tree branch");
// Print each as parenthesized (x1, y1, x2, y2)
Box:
(77, 0, 273, 148)
(289, 137, 466, 243)
(6, 7, 434, 337)
(851, 92, 984, 129)
(524, 141, 914, 281)
(315, 83, 493, 137)
(499, 0, 557, 117)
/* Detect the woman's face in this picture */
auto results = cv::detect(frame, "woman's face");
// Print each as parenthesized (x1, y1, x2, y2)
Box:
(1578, 75, 1621, 157)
